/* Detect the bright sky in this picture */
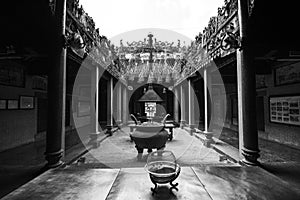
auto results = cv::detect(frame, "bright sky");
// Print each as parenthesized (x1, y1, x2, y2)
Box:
(80, 0, 223, 44)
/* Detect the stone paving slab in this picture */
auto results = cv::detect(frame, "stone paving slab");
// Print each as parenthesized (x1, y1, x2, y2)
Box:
(106, 167, 211, 200)
(192, 165, 300, 200)
(82, 127, 234, 168)
(1, 167, 120, 200)
(2, 165, 299, 200)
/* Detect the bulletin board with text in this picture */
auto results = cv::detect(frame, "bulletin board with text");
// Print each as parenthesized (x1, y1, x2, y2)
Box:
(269, 95, 300, 126)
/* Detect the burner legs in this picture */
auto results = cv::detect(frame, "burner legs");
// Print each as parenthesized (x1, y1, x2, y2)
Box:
(150, 181, 158, 195)
(169, 181, 179, 193)
(150, 177, 179, 195)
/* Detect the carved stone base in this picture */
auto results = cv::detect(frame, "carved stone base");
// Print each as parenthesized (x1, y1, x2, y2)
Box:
(188, 124, 196, 134)
(203, 131, 214, 147)
(89, 132, 101, 148)
(240, 147, 260, 166)
(116, 120, 122, 128)
(106, 125, 113, 136)
(180, 120, 186, 129)
(45, 149, 64, 169)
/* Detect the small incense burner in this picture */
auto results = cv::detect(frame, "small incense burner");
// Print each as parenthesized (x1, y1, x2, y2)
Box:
(145, 150, 180, 194)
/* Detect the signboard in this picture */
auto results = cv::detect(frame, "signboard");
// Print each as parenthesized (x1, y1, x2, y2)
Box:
(32, 76, 47, 90)
(275, 62, 300, 86)
(0, 61, 25, 87)
(0, 100, 6, 109)
(256, 75, 266, 89)
(20, 96, 34, 109)
(270, 95, 300, 126)
(7, 100, 18, 109)
(145, 102, 156, 117)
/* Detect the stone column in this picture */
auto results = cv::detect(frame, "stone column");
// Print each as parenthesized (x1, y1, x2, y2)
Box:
(122, 85, 128, 125)
(203, 67, 213, 147)
(174, 87, 179, 123)
(106, 77, 113, 135)
(237, 0, 260, 165)
(45, 0, 66, 168)
(89, 66, 99, 147)
(188, 79, 195, 131)
(116, 84, 122, 126)
(180, 84, 186, 128)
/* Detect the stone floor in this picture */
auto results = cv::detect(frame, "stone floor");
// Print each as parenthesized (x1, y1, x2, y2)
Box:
(1, 126, 300, 198)
(218, 127, 300, 194)
(0, 135, 89, 198)
(219, 127, 300, 163)
(2, 165, 299, 200)
(80, 127, 234, 168)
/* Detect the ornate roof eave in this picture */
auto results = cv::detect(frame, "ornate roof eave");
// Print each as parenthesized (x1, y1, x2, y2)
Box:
(63, 1, 127, 85)
(202, 10, 238, 49)
(174, 1, 243, 87)
(88, 54, 127, 85)
(174, 47, 237, 86)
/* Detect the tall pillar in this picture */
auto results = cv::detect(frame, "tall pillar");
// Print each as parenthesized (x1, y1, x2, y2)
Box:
(106, 77, 113, 135)
(204, 68, 211, 132)
(45, 0, 66, 168)
(237, 0, 259, 165)
(116, 84, 122, 125)
(122, 85, 128, 125)
(188, 79, 195, 130)
(162, 87, 167, 115)
(174, 87, 179, 123)
(203, 67, 213, 147)
(89, 66, 99, 147)
(180, 84, 186, 128)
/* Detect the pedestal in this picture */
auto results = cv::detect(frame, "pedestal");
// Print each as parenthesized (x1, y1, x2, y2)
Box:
(89, 132, 101, 148)
(203, 131, 214, 147)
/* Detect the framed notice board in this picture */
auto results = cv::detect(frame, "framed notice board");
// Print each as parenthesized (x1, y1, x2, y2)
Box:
(0, 61, 25, 87)
(274, 62, 300, 86)
(269, 95, 300, 126)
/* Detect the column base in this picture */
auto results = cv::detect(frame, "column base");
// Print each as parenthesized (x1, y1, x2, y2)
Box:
(116, 121, 123, 129)
(89, 132, 101, 148)
(240, 147, 260, 166)
(188, 124, 196, 134)
(128, 120, 135, 124)
(203, 131, 214, 147)
(183, 125, 195, 135)
(106, 125, 113, 136)
(45, 149, 64, 169)
(174, 118, 179, 123)
(180, 120, 186, 128)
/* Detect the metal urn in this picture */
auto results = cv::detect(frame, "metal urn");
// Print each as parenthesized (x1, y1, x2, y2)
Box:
(144, 150, 181, 194)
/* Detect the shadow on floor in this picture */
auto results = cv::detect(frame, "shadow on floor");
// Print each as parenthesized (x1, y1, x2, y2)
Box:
(0, 138, 88, 198)
(218, 127, 300, 195)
